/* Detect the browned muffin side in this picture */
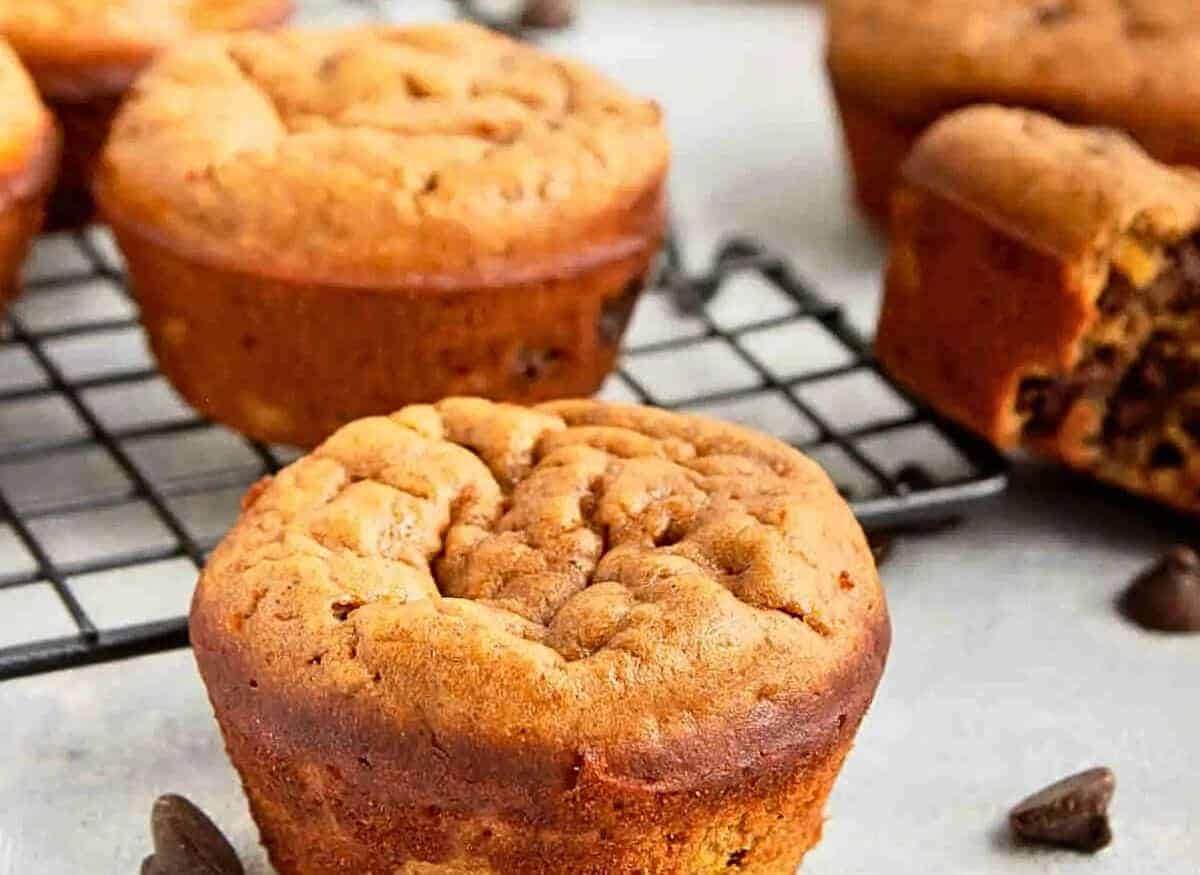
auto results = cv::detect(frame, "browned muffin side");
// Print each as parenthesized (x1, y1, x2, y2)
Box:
(191, 398, 890, 874)
(877, 106, 1200, 514)
(96, 25, 670, 447)
(0, 39, 58, 317)
(826, 0, 1200, 225)
(0, 0, 291, 227)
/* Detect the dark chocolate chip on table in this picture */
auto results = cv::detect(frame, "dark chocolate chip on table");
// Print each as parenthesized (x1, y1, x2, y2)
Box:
(519, 0, 577, 29)
(1009, 767, 1115, 853)
(1118, 546, 1200, 632)
(142, 794, 244, 875)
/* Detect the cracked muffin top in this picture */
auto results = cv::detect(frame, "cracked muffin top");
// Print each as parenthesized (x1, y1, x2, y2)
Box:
(95, 24, 670, 287)
(828, 1, 1200, 126)
(191, 399, 888, 787)
(0, 0, 292, 97)
(0, 39, 54, 202)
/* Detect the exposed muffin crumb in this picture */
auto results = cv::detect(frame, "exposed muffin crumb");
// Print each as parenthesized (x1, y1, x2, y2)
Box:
(877, 106, 1200, 514)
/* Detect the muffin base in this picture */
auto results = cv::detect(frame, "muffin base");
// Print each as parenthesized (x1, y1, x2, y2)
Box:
(831, 90, 924, 228)
(0, 196, 46, 315)
(110, 221, 659, 447)
(229, 722, 850, 875)
(195, 636, 877, 875)
(194, 599, 887, 875)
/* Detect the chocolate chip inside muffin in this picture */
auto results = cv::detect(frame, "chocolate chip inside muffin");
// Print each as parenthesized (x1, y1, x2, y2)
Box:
(1016, 235, 1200, 489)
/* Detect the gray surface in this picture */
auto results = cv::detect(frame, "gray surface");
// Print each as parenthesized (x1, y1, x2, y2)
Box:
(2, 1, 1198, 873)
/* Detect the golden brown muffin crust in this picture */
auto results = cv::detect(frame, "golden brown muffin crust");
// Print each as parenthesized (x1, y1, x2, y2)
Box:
(0, 38, 56, 203)
(95, 24, 670, 288)
(903, 106, 1200, 277)
(827, 0, 1200, 129)
(0, 0, 292, 93)
(191, 399, 888, 796)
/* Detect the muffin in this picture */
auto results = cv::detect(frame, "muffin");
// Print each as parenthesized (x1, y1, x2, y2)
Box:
(0, 0, 292, 227)
(877, 106, 1200, 515)
(826, 0, 1200, 225)
(0, 38, 57, 318)
(95, 24, 669, 448)
(191, 398, 891, 874)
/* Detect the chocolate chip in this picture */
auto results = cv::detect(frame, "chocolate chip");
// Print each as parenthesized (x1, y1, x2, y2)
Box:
(1118, 546, 1200, 633)
(142, 794, 244, 875)
(519, 0, 576, 30)
(515, 346, 563, 381)
(725, 847, 749, 867)
(1009, 767, 1115, 853)
(1097, 272, 1134, 314)
(1148, 441, 1185, 469)
(1179, 239, 1200, 286)
(598, 277, 645, 347)
(1181, 406, 1200, 442)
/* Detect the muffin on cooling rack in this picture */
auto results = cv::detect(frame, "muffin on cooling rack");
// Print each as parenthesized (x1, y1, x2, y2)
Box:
(0, 0, 292, 228)
(0, 38, 57, 318)
(96, 24, 669, 448)
(877, 106, 1200, 515)
(191, 398, 890, 875)
(826, 0, 1200, 225)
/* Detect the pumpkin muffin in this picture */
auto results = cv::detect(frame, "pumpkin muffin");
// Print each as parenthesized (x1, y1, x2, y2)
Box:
(191, 398, 890, 874)
(96, 24, 669, 448)
(877, 106, 1200, 515)
(0, 0, 292, 228)
(826, 0, 1200, 225)
(0, 38, 57, 318)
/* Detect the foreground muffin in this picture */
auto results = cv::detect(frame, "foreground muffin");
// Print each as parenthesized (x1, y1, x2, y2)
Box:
(826, 0, 1200, 225)
(191, 398, 890, 874)
(96, 24, 669, 447)
(877, 106, 1200, 515)
(0, 39, 57, 317)
(0, 0, 291, 227)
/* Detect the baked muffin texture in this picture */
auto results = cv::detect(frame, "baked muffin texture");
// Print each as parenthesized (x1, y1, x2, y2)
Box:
(96, 24, 669, 448)
(877, 106, 1200, 515)
(0, 0, 291, 227)
(191, 398, 890, 874)
(826, 0, 1200, 225)
(0, 38, 57, 317)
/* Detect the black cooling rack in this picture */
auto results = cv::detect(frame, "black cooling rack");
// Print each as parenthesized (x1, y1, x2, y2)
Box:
(0, 0, 1008, 682)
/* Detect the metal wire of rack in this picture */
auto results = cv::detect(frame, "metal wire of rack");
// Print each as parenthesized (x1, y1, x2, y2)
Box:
(0, 0, 1008, 682)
